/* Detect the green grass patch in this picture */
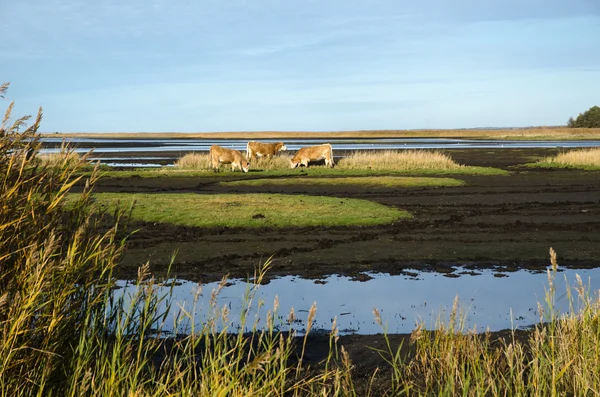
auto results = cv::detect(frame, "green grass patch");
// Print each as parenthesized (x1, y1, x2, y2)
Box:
(220, 176, 465, 188)
(524, 162, 600, 171)
(91, 193, 411, 227)
(94, 165, 507, 179)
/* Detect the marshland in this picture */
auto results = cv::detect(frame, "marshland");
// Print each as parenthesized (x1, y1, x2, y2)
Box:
(3, 84, 600, 394)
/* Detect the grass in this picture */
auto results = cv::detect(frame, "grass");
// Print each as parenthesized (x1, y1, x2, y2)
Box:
(373, 248, 600, 395)
(220, 176, 465, 188)
(175, 152, 292, 171)
(336, 150, 464, 171)
(90, 192, 411, 227)
(174, 152, 211, 169)
(100, 149, 508, 178)
(36, 150, 83, 168)
(46, 126, 600, 140)
(527, 148, 600, 170)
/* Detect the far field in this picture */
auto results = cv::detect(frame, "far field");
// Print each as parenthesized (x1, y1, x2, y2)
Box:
(48, 126, 600, 140)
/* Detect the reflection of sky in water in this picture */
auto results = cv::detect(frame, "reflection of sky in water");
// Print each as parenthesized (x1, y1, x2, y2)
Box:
(116, 267, 600, 335)
(39, 137, 600, 167)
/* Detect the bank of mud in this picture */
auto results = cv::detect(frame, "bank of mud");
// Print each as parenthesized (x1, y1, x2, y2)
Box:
(89, 148, 600, 283)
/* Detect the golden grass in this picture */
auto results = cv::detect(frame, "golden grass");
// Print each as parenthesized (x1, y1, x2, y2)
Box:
(174, 152, 212, 169)
(539, 148, 600, 167)
(37, 151, 82, 168)
(248, 154, 292, 170)
(337, 150, 463, 171)
(176, 152, 292, 171)
(44, 127, 600, 140)
(379, 247, 600, 395)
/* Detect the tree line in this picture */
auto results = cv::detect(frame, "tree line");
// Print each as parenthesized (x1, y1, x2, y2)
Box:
(567, 105, 600, 128)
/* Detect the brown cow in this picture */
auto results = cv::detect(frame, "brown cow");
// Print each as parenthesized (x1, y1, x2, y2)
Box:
(290, 143, 334, 168)
(246, 141, 287, 160)
(209, 145, 249, 172)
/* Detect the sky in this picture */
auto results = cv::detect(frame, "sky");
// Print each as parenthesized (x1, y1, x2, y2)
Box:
(2, 0, 600, 132)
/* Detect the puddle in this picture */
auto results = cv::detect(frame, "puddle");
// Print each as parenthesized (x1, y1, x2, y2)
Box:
(115, 266, 600, 336)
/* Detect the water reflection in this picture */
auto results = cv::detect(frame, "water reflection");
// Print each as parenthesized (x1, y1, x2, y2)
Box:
(40, 137, 600, 167)
(116, 267, 600, 335)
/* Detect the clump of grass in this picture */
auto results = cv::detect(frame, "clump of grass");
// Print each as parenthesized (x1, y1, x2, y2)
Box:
(1, 83, 356, 396)
(248, 153, 292, 170)
(374, 247, 600, 395)
(37, 150, 83, 168)
(536, 148, 600, 169)
(337, 150, 464, 171)
(174, 152, 211, 169)
(1, 83, 126, 395)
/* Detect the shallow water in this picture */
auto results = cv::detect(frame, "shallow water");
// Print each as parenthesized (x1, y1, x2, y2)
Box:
(116, 266, 600, 336)
(41, 137, 600, 167)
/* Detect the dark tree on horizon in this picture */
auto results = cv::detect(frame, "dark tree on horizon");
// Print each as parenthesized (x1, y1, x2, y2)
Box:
(567, 105, 600, 128)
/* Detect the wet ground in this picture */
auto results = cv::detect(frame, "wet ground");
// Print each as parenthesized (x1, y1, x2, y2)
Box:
(42, 136, 600, 167)
(90, 146, 600, 389)
(93, 148, 600, 283)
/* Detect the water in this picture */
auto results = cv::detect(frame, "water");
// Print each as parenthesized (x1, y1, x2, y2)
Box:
(115, 266, 600, 336)
(41, 137, 600, 167)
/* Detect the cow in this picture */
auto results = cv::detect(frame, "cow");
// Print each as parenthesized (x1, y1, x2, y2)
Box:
(246, 141, 287, 161)
(290, 143, 334, 169)
(209, 145, 249, 173)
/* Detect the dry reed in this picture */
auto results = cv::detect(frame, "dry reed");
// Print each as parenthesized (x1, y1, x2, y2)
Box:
(540, 148, 600, 167)
(37, 150, 82, 168)
(248, 153, 292, 170)
(46, 127, 600, 140)
(337, 150, 463, 171)
(174, 152, 211, 169)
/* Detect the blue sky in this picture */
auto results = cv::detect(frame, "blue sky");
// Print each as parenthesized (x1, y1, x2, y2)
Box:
(2, 0, 599, 132)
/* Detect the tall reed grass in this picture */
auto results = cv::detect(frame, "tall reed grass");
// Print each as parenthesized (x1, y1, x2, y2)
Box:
(374, 247, 600, 395)
(337, 150, 464, 171)
(175, 152, 292, 170)
(248, 153, 292, 170)
(0, 83, 354, 396)
(36, 148, 83, 168)
(175, 152, 211, 169)
(539, 147, 600, 167)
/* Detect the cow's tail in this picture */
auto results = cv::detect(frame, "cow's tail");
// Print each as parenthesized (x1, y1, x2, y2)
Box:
(327, 143, 334, 167)
(246, 141, 252, 160)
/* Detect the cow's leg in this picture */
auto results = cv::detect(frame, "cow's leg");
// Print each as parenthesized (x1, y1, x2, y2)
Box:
(302, 159, 309, 168)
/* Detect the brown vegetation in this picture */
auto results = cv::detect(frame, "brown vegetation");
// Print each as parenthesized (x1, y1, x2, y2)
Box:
(45, 127, 600, 140)
(337, 150, 463, 170)
(539, 147, 600, 167)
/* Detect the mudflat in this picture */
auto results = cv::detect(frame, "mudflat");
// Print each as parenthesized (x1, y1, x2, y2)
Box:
(85, 146, 600, 392)
(87, 147, 600, 282)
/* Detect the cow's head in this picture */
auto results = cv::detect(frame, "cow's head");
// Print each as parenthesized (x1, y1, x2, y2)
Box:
(277, 142, 287, 151)
(290, 158, 299, 169)
(241, 159, 250, 173)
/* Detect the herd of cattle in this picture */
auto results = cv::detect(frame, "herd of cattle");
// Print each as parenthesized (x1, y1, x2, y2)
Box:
(209, 142, 334, 173)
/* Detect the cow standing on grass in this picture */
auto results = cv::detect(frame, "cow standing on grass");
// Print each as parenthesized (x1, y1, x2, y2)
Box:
(246, 141, 287, 161)
(290, 143, 334, 168)
(209, 145, 249, 173)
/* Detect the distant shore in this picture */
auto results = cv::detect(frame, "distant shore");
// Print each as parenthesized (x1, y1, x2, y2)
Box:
(41, 127, 600, 140)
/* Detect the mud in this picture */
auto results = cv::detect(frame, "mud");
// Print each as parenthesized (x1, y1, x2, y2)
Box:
(91, 148, 600, 283)
(89, 147, 599, 391)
